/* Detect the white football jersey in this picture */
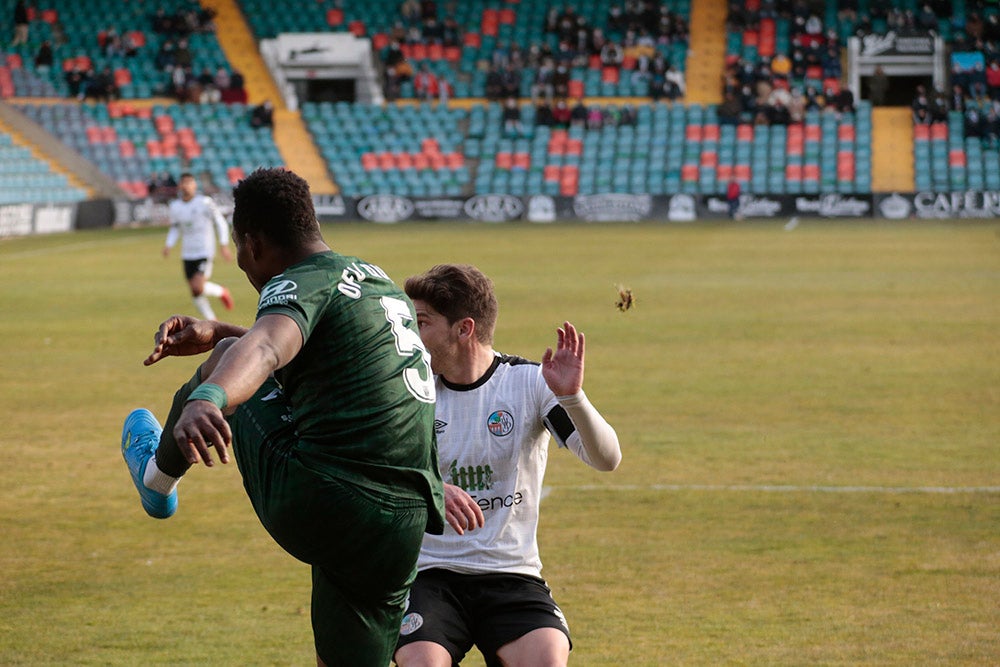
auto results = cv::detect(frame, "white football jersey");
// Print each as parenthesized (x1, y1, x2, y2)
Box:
(166, 195, 229, 260)
(417, 352, 586, 578)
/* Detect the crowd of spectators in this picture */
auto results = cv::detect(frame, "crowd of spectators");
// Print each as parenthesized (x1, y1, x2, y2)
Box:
(383, 2, 690, 103)
(721, 0, 856, 125)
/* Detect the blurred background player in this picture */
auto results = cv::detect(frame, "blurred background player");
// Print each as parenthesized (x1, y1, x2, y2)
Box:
(163, 172, 234, 320)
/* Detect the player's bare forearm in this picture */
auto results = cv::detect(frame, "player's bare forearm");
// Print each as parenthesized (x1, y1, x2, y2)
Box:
(143, 317, 249, 366)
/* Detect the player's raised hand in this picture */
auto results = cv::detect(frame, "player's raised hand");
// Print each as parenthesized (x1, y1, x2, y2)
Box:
(541, 321, 584, 397)
(144, 315, 217, 365)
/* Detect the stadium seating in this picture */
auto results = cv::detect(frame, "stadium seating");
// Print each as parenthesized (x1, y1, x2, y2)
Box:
(0, 131, 87, 204)
(1, 0, 231, 100)
(17, 102, 283, 195)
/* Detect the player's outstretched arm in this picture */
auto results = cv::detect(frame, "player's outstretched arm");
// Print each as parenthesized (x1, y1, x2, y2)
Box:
(143, 316, 249, 366)
(543, 321, 622, 472)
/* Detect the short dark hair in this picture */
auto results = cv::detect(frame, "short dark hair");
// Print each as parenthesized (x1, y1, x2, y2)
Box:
(179, 172, 194, 180)
(405, 264, 498, 344)
(232, 167, 320, 249)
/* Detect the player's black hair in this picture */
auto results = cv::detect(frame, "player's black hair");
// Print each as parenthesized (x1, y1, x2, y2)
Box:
(231, 167, 320, 249)
(405, 264, 498, 344)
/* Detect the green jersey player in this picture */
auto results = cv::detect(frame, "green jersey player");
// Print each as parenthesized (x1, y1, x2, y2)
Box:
(120, 167, 444, 666)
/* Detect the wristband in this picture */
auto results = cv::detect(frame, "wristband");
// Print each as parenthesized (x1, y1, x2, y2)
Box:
(186, 382, 228, 410)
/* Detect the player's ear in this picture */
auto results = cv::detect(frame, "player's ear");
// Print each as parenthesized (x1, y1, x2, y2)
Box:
(457, 317, 476, 341)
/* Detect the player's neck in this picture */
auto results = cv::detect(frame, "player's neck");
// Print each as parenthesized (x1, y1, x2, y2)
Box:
(442, 344, 494, 386)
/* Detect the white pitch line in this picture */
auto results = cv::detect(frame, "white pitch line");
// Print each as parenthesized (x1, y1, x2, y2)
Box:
(0, 234, 147, 260)
(544, 484, 1000, 495)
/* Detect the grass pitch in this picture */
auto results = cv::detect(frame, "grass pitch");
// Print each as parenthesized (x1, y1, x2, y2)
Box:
(1, 219, 998, 665)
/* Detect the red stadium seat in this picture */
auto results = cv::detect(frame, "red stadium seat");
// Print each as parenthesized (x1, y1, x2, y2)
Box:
(734, 164, 752, 180)
(361, 153, 378, 170)
(421, 137, 441, 155)
(785, 164, 802, 181)
(716, 164, 733, 181)
(495, 152, 513, 169)
(444, 46, 461, 62)
(838, 124, 855, 141)
(681, 164, 699, 181)
(930, 123, 947, 140)
(118, 140, 135, 157)
(6, 53, 22, 69)
(564, 138, 583, 155)
(948, 149, 966, 167)
(512, 152, 530, 169)
(114, 68, 131, 87)
(803, 164, 820, 181)
(567, 80, 584, 99)
(702, 124, 720, 142)
(226, 167, 245, 184)
(601, 66, 619, 83)
(736, 124, 753, 142)
(913, 123, 930, 141)
(348, 20, 366, 37)
(412, 153, 430, 170)
(326, 8, 344, 26)
(685, 124, 703, 142)
(543, 164, 561, 181)
(445, 152, 464, 168)
(463, 32, 481, 48)
(700, 151, 718, 167)
(373, 33, 389, 50)
(395, 152, 414, 169)
(804, 124, 821, 142)
(498, 8, 515, 24)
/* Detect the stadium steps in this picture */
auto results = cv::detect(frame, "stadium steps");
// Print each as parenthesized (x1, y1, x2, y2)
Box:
(871, 107, 914, 192)
(685, 0, 727, 104)
(203, 0, 336, 193)
(0, 102, 123, 199)
(273, 108, 338, 193)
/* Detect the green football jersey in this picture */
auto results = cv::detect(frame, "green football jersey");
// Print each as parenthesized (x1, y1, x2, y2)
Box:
(256, 251, 443, 531)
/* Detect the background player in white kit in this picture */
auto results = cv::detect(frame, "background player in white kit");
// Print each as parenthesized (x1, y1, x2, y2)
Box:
(395, 264, 622, 667)
(163, 172, 234, 320)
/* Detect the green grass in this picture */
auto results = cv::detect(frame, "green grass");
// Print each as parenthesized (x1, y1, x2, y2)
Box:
(1, 220, 998, 665)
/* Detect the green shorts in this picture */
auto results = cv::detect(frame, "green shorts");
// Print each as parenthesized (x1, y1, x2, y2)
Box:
(229, 377, 429, 666)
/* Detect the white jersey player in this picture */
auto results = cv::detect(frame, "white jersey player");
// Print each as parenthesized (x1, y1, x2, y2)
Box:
(395, 264, 621, 667)
(163, 173, 233, 320)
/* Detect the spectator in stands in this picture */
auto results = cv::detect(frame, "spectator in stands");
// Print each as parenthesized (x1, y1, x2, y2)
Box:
(155, 39, 177, 71)
(498, 63, 521, 99)
(122, 30, 141, 58)
(948, 83, 967, 114)
(88, 66, 119, 103)
(833, 86, 855, 114)
(552, 99, 571, 128)
(414, 63, 440, 102)
(502, 98, 523, 136)
(51, 19, 67, 47)
(34, 40, 53, 72)
(868, 66, 889, 106)
(197, 67, 220, 103)
(664, 63, 685, 100)
(600, 40, 624, 68)
(531, 58, 555, 105)
(229, 69, 246, 97)
(586, 105, 604, 130)
(768, 99, 792, 125)
(485, 66, 504, 101)
(400, 0, 421, 26)
(65, 65, 88, 99)
(619, 104, 636, 127)
(718, 90, 742, 125)
(250, 100, 274, 129)
(984, 105, 1000, 147)
(174, 38, 193, 72)
(102, 26, 124, 58)
(535, 100, 554, 127)
(964, 104, 984, 139)
(930, 88, 950, 123)
(553, 62, 570, 99)
(569, 97, 588, 127)
(771, 53, 792, 84)
(11, 0, 29, 47)
(986, 60, 1000, 100)
(968, 61, 988, 101)
(912, 84, 931, 122)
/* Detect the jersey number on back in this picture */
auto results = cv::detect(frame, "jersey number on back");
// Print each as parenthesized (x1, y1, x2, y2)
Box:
(380, 296, 435, 404)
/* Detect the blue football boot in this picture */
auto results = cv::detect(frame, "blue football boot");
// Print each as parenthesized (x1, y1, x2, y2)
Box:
(121, 408, 177, 519)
